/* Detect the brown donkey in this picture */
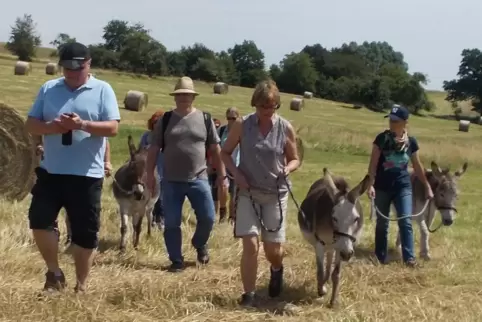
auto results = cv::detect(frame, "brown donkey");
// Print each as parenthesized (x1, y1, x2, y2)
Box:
(112, 135, 160, 251)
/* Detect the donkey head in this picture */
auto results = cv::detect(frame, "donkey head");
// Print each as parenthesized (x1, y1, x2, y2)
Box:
(430, 161, 467, 226)
(323, 168, 370, 261)
(125, 135, 148, 200)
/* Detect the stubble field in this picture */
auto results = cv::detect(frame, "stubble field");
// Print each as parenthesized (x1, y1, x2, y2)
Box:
(0, 53, 481, 322)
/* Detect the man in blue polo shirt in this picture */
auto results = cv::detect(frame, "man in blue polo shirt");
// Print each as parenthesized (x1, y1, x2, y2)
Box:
(25, 42, 121, 293)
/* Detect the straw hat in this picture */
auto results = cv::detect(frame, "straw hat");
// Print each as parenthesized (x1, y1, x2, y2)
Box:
(169, 76, 199, 96)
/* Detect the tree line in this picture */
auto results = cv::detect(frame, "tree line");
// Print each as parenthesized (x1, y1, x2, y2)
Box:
(5, 14, 482, 115)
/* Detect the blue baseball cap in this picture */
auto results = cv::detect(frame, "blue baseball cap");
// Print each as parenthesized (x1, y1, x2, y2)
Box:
(385, 104, 409, 121)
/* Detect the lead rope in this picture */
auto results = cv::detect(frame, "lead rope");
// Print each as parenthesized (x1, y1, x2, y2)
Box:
(370, 198, 443, 233)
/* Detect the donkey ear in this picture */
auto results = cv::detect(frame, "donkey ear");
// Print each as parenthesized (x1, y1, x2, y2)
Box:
(347, 174, 371, 204)
(430, 161, 443, 177)
(455, 162, 468, 178)
(323, 167, 338, 193)
(127, 135, 137, 159)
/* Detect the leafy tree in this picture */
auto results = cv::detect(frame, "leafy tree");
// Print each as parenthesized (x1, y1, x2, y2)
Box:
(274, 52, 318, 95)
(443, 49, 482, 114)
(49, 33, 77, 57)
(228, 40, 266, 87)
(5, 14, 41, 61)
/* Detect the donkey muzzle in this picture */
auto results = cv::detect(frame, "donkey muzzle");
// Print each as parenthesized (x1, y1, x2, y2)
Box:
(133, 183, 145, 200)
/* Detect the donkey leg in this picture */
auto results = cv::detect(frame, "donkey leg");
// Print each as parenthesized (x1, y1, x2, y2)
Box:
(419, 220, 431, 260)
(329, 252, 342, 308)
(119, 212, 128, 252)
(395, 231, 401, 249)
(132, 213, 143, 250)
(323, 250, 334, 285)
(315, 242, 327, 297)
(146, 207, 153, 238)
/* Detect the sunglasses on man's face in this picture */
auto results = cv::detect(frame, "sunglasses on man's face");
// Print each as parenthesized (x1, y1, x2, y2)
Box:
(226, 117, 236, 121)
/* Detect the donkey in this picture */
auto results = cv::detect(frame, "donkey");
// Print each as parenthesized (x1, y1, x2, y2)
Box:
(298, 168, 370, 307)
(112, 135, 160, 251)
(394, 161, 468, 260)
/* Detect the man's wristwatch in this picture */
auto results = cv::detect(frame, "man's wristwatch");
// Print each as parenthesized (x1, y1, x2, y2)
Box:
(80, 121, 88, 131)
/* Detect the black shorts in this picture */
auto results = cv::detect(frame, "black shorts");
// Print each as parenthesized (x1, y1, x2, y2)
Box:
(28, 167, 103, 249)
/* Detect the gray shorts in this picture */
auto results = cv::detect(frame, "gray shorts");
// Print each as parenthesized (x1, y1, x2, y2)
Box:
(234, 190, 288, 243)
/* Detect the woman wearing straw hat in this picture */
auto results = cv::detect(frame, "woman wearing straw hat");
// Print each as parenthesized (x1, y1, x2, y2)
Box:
(146, 76, 226, 272)
(221, 79, 301, 306)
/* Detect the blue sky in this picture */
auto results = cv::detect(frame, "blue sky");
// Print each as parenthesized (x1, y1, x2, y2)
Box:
(1, 0, 480, 90)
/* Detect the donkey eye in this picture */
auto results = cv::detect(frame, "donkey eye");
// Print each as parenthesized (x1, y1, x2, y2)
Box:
(333, 218, 338, 223)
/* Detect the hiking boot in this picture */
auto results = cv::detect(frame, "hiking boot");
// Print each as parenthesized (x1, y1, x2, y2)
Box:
(168, 261, 185, 273)
(43, 270, 66, 292)
(219, 207, 227, 223)
(196, 246, 209, 265)
(405, 259, 419, 268)
(239, 292, 257, 307)
(268, 265, 284, 298)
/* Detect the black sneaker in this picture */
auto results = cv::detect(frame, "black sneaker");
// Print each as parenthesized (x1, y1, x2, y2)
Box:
(168, 261, 185, 273)
(268, 266, 284, 298)
(239, 292, 256, 307)
(43, 270, 66, 292)
(196, 246, 209, 265)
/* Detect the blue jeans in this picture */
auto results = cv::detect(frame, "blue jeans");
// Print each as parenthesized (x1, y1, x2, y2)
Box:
(162, 179, 215, 263)
(374, 188, 415, 263)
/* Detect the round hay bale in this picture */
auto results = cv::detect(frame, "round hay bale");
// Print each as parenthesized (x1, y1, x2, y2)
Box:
(213, 82, 229, 94)
(290, 98, 304, 111)
(459, 120, 470, 132)
(303, 91, 313, 99)
(0, 103, 37, 201)
(124, 90, 148, 112)
(296, 137, 304, 164)
(14, 61, 31, 76)
(45, 62, 58, 75)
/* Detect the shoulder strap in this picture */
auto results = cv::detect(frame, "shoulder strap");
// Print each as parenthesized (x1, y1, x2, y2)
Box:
(160, 111, 173, 151)
(203, 112, 213, 159)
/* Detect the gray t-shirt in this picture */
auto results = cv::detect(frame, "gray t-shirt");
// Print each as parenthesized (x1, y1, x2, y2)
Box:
(152, 108, 220, 182)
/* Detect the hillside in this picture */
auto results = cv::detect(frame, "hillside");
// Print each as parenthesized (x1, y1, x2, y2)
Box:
(0, 53, 481, 321)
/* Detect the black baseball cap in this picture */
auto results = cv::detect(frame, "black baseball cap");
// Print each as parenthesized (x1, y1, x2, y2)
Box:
(59, 42, 90, 70)
(385, 104, 409, 121)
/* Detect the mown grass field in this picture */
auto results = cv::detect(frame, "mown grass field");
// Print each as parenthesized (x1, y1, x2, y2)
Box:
(0, 52, 481, 322)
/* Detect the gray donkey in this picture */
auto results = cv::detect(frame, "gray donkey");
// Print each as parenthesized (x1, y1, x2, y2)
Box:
(298, 168, 370, 307)
(112, 135, 160, 251)
(394, 161, 468, 260)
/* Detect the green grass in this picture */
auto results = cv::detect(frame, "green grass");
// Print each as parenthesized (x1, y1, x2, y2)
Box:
(0, 55, 481, 321)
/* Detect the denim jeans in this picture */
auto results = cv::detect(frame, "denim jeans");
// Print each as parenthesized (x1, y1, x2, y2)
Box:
(162, 179, 215, 263)
(374, 188, 415, 263)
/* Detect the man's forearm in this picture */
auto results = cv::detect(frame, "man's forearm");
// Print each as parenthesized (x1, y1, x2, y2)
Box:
(83, 120, 119, 137)
(26, 118, 57, 135)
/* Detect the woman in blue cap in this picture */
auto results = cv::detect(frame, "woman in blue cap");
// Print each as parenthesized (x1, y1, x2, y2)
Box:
(366, 104, 433, 266)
